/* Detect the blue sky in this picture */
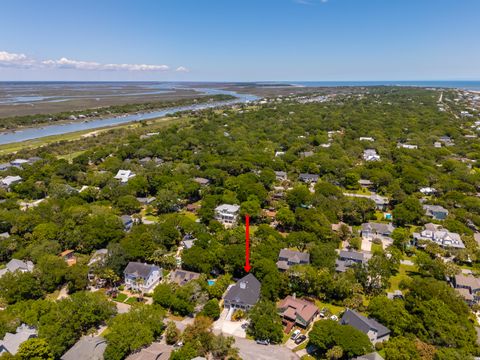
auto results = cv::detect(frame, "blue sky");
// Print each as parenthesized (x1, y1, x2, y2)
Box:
(0, 0, 479, 81)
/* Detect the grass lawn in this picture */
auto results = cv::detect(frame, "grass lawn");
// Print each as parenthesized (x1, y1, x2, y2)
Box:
(301, 355, 315, 360)
(180, 211, 198, 222)
(143, 214, 159, 222)
(293, 341, 308, 352)
(125, 297, 139, 305)
(57, 150, 86, 163)
(314, 300, 344, 316)
(371, 242, 383, 254)
(113, 293, 128, 302)
(282, 331, 292, 344)
(388, 263, 418, 292)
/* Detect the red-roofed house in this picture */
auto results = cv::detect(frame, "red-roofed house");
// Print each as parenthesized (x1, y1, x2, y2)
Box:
(278, 295, 319, 329)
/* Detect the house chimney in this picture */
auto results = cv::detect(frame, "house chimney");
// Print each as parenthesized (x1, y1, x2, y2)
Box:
(240, 281, 246, 289)
(293, 292, 296, 299)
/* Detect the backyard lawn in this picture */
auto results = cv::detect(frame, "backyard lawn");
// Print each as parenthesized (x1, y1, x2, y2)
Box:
(389, 263, 418, 292)
(314, 300, 344, 316)
(113, 293, 128, 302)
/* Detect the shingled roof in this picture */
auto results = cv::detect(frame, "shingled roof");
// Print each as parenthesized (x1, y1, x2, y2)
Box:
(340, 309, 390, 339)
(124, 262, 159, 278)
(224, 273, 261, 307)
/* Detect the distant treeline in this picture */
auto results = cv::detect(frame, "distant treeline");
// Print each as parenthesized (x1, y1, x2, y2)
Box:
(0, 94, 235, 129)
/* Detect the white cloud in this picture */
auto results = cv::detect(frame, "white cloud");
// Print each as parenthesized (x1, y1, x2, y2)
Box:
(0, 51, 35, 67)
(0, 50, 177, 72)
(175, 66, 190, 73)
(42, 57, 169, 71)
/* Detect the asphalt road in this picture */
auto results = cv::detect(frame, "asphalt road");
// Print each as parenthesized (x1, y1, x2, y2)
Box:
(234, 337, 300, 360)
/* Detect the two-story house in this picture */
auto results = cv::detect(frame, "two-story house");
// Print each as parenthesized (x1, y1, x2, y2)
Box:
(413, 223, 465, 249)
(277, 295, 319, 330)
(214, 204, 240, 226)
(223, 273, 261, 311)
(124, 262, 162, 294)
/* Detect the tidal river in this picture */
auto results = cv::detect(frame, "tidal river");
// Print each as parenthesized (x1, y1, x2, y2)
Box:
(0, 88, 258, 145)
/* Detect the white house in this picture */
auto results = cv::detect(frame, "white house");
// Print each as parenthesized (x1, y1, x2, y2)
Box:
(214, 204, 240, 226)
(124, 262, 162, 294)
(413, 224, 465, 249)
(114, 170, 136, 183)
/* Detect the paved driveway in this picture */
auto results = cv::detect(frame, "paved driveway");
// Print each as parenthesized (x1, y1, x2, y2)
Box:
(234, 338, 300, 360)
(361, 237, 372, 252)
(213, 309, 247, 338)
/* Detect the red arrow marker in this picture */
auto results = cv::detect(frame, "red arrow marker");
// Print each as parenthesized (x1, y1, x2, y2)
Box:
(244, 214, 251, 272)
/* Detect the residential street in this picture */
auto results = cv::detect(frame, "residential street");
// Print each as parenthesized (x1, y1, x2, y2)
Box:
(234, 338, 300, 360)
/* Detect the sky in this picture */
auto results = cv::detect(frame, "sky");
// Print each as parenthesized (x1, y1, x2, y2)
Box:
(0, 0, 479, 81)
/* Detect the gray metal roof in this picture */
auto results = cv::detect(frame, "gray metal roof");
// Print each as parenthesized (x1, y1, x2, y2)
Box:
(341, 309, 390, 338)
(224, 273, 261, 306)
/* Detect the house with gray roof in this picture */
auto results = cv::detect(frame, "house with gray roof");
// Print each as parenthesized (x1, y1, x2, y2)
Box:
(423, 204, 449, 220)
(0, 163, 12, 171)
(0, 176, 22, 189)
(298, 173, 319, 184)
(452, 274, 480, 305)
(413, 225, 464, 249)
(120, 215, 134, 231)
(224, 273, 261, 311)
(340, 309, 390, 344)
(361, 222, 394, 240)
(214, 204, 240, 226)
(136, 196, 156, 205)
(170, 269, 201, 286)
(0, 259, 34, 278)
(0, 324, 37, 355)
(61, 336, 106, 360)
(276, 249, 310, 271)
(88, 249, 108, 267)
(124, 262, 162, 294)
(336, 250, 369, 272)
(194, 177, 210, 186)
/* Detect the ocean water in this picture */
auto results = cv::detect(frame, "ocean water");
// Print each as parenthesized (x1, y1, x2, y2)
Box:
(286, 81, 480, 91)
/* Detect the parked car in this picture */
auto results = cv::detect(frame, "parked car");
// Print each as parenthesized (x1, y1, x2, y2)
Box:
(291, 329, 301, 340)
(295, 335, 307, 345)
(256, 339, 269, 345)
(330, 315, 338, 321)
